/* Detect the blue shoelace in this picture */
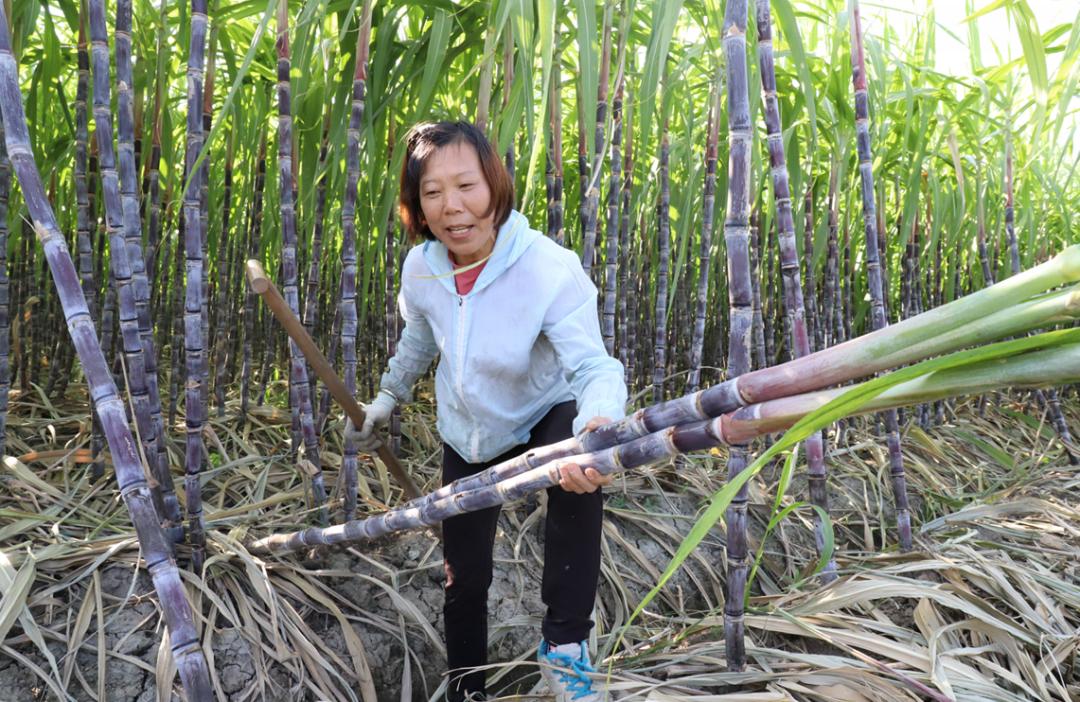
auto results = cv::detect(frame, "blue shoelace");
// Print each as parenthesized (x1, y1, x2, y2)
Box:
(542, 648, 597, 700)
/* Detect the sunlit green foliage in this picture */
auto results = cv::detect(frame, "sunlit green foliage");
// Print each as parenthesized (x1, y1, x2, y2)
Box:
(4, 1, 1075, 392)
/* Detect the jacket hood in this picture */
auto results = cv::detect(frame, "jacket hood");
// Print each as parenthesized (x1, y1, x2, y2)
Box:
(421, 209, 540, 296)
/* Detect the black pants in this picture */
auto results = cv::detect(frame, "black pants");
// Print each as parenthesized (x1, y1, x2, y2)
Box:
(442, 401, 603, 699)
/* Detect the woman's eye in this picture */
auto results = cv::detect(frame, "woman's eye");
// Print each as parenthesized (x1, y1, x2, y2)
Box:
(460, 183, 473, 190)
(423, 191, 439, 198)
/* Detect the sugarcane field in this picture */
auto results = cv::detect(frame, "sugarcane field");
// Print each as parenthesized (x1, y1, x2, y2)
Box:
(2, 0, 1080, 698)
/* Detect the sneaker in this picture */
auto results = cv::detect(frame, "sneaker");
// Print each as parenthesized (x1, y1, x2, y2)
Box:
(538, 639, 603, 701)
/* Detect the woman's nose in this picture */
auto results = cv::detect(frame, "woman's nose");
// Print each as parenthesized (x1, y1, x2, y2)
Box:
(444, 191, 463, 213)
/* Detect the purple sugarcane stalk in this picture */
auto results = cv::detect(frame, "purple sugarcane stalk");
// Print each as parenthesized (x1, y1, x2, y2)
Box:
(722, 0, 755, 671)
(688, 78, 720, 394)
(576, 108, 588, 253)
(0, 8, 213, 696)
(116, 0, 181, 536)
(802, 186, 818, 347)
(240, 132, 267, 424)
(373, 279, 1080, 536)
(976, 176, 994, 286)
(168, 209, 183, 429)
(842, 211, 853, 343)
(766, 221, 779, 360)
(304, 113, 332, 344)
(385, 139, 402, 456)
(340, 0, 373, 520)
(212, 133, 234, 417)
(87, 0, 171, 525)
(618, 88, 634, 387)
(182, 0, 210, 567)
(75, 19, 95, 322)
(824, 165, 841, 347)
(547, 48, 565, 246)
(275, 2, 326, 523)
(755, 0, 835, 578)
(144, 0, 166, 286)
(75, 40, 101, 475)
(750, 211, 767, 371)
(652, 126, 671, 404)
(501, 32, 516, 180)
(601, 72, 623, 356)
(154, 187, 171, 345)
(1004, 140, 1021, 277)
(850, 2, 912, 550)
(9, 222, 22, 388)
(198, 21, 216, 417)
(580, 2, 613, 276)
(0, 114, 8, 460)
(386, 167, 404, 457)
(225, 211, 248, 393)
(304, 109, 331, 412)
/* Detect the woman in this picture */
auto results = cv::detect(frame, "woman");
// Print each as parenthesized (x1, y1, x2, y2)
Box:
(349, 121, 626, 701)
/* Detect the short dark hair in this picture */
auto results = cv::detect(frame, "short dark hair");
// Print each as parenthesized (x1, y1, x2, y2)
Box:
(399, 121, 514, 241)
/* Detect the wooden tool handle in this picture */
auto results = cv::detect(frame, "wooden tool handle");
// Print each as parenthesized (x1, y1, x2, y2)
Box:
(246, 259, 422, 500)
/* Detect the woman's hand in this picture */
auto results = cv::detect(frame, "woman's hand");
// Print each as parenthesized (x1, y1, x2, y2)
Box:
(344, 390, 397, 451)
(557, 416, 615, 494)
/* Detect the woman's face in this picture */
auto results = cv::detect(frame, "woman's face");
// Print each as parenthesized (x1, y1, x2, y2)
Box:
(419, 141, 498, 266)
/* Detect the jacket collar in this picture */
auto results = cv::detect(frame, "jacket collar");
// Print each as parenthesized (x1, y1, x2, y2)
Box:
(421, 210, 539, 296)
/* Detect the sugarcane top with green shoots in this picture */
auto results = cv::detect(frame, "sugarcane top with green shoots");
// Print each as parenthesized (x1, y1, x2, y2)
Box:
(348, 120, 626, 700)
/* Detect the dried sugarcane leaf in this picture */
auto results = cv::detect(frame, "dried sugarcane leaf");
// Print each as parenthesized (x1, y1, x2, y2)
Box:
(0, 553, 34, 641)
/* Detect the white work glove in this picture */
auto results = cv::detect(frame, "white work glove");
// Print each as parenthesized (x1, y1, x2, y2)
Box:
(344, 390, 396, 452)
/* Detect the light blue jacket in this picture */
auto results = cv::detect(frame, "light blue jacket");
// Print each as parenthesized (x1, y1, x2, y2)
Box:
(380, 210, 627, 463)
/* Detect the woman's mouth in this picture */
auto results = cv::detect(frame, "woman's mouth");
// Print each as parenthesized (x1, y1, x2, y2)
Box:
(445, 225, 473, 237)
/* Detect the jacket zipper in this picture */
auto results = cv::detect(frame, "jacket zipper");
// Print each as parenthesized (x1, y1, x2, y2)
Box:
(455, 295, 479, 461)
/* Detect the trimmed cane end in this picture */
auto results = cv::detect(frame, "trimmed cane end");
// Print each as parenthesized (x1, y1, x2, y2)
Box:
(245, 259, 270, 293)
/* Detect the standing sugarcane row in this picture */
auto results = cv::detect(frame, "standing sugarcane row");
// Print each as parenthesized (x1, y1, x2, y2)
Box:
(849, 2, 913, 551)
(0, 2, 1077, 698)
(754, 0, 836, 580)
(0, 2, 215, 696)
(2, 1, 1071, 468)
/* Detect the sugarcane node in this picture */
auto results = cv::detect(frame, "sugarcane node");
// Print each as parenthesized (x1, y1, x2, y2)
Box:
(298, 458, 319, 478)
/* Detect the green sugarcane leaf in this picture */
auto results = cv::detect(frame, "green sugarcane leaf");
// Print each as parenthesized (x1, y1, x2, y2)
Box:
(575, 0, 597, 161)
(745, 450, 836, 590)
(965, 0, 1010, 23)
(997, 405, 1059, 440)
(954, 430, 1015, 470)
(760, 500, 834, 578)
(185, 0, 276, 201)
(519, 0, 555, 211)
(635, 0, 683, 163)
(621, 328, 1080, 637)
(773, 449, 798, 517)
(411, 9, 450, 122)
(772, 0, 817, 152)
(1008, 0, 1048, 135)
(1050, 10, 1080, 144)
